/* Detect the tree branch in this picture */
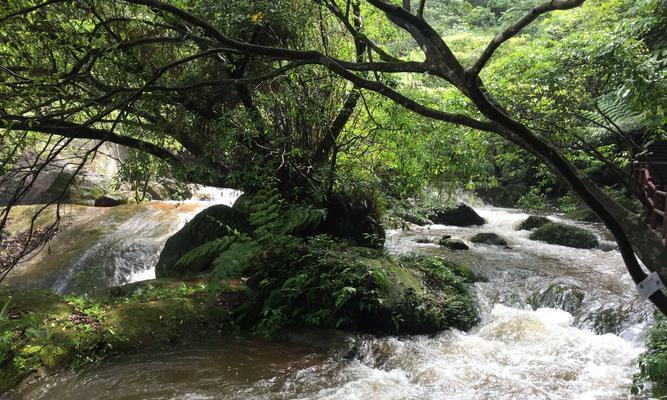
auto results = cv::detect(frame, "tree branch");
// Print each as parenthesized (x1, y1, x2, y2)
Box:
(469, 0, 586, 76)
(1, 117, 182, 164)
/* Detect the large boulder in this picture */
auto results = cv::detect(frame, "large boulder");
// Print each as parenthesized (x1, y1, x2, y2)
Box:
(470, 232, 508, 246)
(529, 222, 599, 249)
(248, 243, 479, 334)
(146, 179, 192, 201)
(0, 141, 123, 206)
(514, 215, 551, 231)
(398, 212, 430, 226)
(428, 203, 485, 226)
(155, 205, 250, 278)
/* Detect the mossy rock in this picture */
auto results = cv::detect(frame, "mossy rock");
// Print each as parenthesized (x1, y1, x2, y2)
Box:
(0, 286, 237, 393)
(244, 240, 478, 335)
(315, 191, 386, 248)
(528, 222, 598, 249)
(398, 212, 430, 226)
(528, 283, 584, 314)
(155, 205, 250, 278)
(514, 215, 551, 231)
(470, 232, 508, 246)
(592, 308, 627, 335)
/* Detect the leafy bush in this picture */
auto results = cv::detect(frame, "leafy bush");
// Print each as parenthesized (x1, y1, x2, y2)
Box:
(633, 315, 667, 397)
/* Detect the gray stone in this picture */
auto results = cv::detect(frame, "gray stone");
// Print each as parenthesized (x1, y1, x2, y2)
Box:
(470, 232, 508, 246)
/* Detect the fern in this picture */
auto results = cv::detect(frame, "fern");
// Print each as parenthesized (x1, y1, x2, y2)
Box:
(580, 96, 641, 130)
(176, 186, 326, 290)
(209, 241, 261, 291)
(175, 236, 237, 270)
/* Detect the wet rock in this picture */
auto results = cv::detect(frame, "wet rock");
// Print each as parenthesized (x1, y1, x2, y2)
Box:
(598, 241, 618, 252)
(428, 203, 486, 226)
(528, 222, 598, 249)
(470, 232, 508, 246)
(415, 237, 432, 244)
(398, 213, 430, 226)
(94, 194, 128, 207)
(529, 282, 584, 314)
(146, 179, 192, 201)
(156, 204, 251, 278)
(514, 215, 550, 231)
(438, 237, 469, 251)
(313, 191, 385, 248)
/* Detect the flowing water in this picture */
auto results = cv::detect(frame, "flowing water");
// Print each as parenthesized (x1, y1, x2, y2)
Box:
(2, 188, 242, 294)
(8, 206, 654, 399)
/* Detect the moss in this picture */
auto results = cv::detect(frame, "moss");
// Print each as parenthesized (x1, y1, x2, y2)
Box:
(0, 283, 237, 393)
(242, 237, 478, 336)
(529, 222, 598, 249)
(514, 215, 551, 231)
(633, 315, 667, 397)
(528, 283, 584, 314)
(5, 206, 58, 235)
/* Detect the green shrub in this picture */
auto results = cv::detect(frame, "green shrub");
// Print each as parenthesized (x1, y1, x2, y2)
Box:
(633, 316, 667, 397)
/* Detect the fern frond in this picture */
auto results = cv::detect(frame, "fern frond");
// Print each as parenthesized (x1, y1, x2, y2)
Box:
(175, 236, 236, 269)
(209, 241, 261, 288)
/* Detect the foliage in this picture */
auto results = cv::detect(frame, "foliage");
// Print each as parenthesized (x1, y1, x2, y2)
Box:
(0, 282, 233, 392)
(175, 187, 326, 290)
(242, 238, 478, 337)
(633, 314, 667, 397)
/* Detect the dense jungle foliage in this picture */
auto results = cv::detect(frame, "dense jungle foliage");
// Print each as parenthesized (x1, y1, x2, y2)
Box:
(1, 0, 667, 395)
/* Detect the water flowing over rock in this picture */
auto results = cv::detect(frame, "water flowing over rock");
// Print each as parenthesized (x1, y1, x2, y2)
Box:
(2, 188, 243, 294)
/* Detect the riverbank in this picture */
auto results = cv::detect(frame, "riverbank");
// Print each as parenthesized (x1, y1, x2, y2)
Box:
(0, 246, 479, 394)
(2, 204, 662, 398)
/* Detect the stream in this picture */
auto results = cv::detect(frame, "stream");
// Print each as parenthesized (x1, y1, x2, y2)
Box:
(7, 205, 654, 399)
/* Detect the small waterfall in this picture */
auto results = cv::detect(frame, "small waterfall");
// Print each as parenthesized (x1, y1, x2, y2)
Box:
(4, 188, 243, 294)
